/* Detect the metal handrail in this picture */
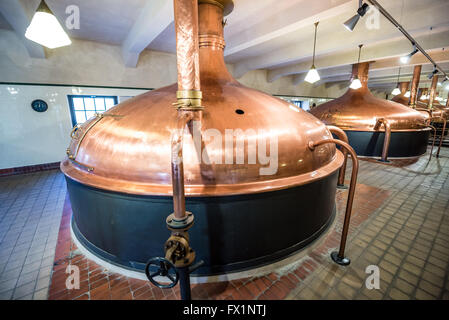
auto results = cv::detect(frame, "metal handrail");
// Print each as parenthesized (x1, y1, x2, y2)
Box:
(308, 138, 359, 265)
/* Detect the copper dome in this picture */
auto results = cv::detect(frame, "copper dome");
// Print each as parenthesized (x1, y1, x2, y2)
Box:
(310, 63, 428, 131)
(61, 0, 342, 198)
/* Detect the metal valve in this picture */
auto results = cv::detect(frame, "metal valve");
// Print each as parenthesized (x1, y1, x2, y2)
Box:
(164, 234, 196, 268)
(145, 257, 179, 289)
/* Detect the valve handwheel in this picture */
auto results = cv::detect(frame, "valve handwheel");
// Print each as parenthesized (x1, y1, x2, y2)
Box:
(145, 257, 179, 289)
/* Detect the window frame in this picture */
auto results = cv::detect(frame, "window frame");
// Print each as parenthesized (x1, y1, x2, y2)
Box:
(67, 95, 118, 127)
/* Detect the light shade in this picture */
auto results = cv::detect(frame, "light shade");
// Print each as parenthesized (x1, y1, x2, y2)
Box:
(349, 77, 362, 90)
(391, 87, 401, 95)
(305, 66, 320, 84)
(25, 2, 71, 49)
(404, 91, 411, 98)
(343, 14, 360, 32)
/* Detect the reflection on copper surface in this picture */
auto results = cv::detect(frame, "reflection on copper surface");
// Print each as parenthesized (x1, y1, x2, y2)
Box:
(60, 0, 343, 197)
(391, 82, 410, 106)
(310, 62, 429, 132)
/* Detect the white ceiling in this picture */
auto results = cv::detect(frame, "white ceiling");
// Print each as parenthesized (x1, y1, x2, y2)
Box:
(0, 0, 448, 88)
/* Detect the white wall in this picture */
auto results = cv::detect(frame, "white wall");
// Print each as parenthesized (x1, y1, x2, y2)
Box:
(0, 84, 147, 169)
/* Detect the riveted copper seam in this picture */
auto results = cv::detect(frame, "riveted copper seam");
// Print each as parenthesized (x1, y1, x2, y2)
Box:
(327, 126, 349, 187)
(309, 139, 358, 261)
(174, 0, 201, 92)
(409, 65, 422, 108)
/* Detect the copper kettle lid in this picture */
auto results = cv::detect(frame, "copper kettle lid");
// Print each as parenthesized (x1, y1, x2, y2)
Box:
(61, 0, 342, 197)
(310, 62, 428, 131)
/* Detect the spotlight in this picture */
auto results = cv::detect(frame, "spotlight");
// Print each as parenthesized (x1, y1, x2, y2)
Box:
(343, 3, 369, 32)
(428, 68, 438, 79)
(400, 46, 418, 64)
(25, 0, 71, 49)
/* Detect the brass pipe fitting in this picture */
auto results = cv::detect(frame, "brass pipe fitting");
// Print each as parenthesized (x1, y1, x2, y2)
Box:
(165, 233, 196, 268)
(173, 90, 203, 110)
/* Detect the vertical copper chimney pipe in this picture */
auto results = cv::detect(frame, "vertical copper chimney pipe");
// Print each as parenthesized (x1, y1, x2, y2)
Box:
(172, 0, 203, 221)
(174, 0, 201, 92)
(398, 82, 409, 95)
(409, 65, 422, 107)
(351, 62, 369, 88)
(428, 75, 439, 110)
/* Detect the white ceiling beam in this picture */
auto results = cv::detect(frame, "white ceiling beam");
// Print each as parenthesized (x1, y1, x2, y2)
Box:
(292, 73, 305, 85)
(268, 28, 449, 82)
(122, 0, 173, 67)
(224, 0, 353, 57)
(0, 0, 45, 59)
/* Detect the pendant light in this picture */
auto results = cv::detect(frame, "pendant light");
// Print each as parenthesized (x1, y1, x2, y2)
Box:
(391, 67, 402, 95)
(349, 44, 363, 90)
(404, 91, 411, 98)
(305, 22, 321, 84)
(25, 0, 71, 49)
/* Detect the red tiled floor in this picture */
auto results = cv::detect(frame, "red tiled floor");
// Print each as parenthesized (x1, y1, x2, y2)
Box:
(48, 183, 390, 300)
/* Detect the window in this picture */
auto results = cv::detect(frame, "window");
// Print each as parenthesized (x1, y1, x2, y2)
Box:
(67, 95, 118, 126)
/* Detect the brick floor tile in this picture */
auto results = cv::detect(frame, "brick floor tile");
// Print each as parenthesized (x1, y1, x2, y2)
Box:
(389, 288, 410, 300)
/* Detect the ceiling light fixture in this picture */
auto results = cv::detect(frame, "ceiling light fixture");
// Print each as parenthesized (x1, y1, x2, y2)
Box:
(25, 0, 71, 49)
(400, 44, 418, 64)
(428, 67, 438, 79)
(343, 1, 370, 32)
(305, 22, 321, 84)
(404, 91, 411, 98)
(350, 44, 364, 89)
